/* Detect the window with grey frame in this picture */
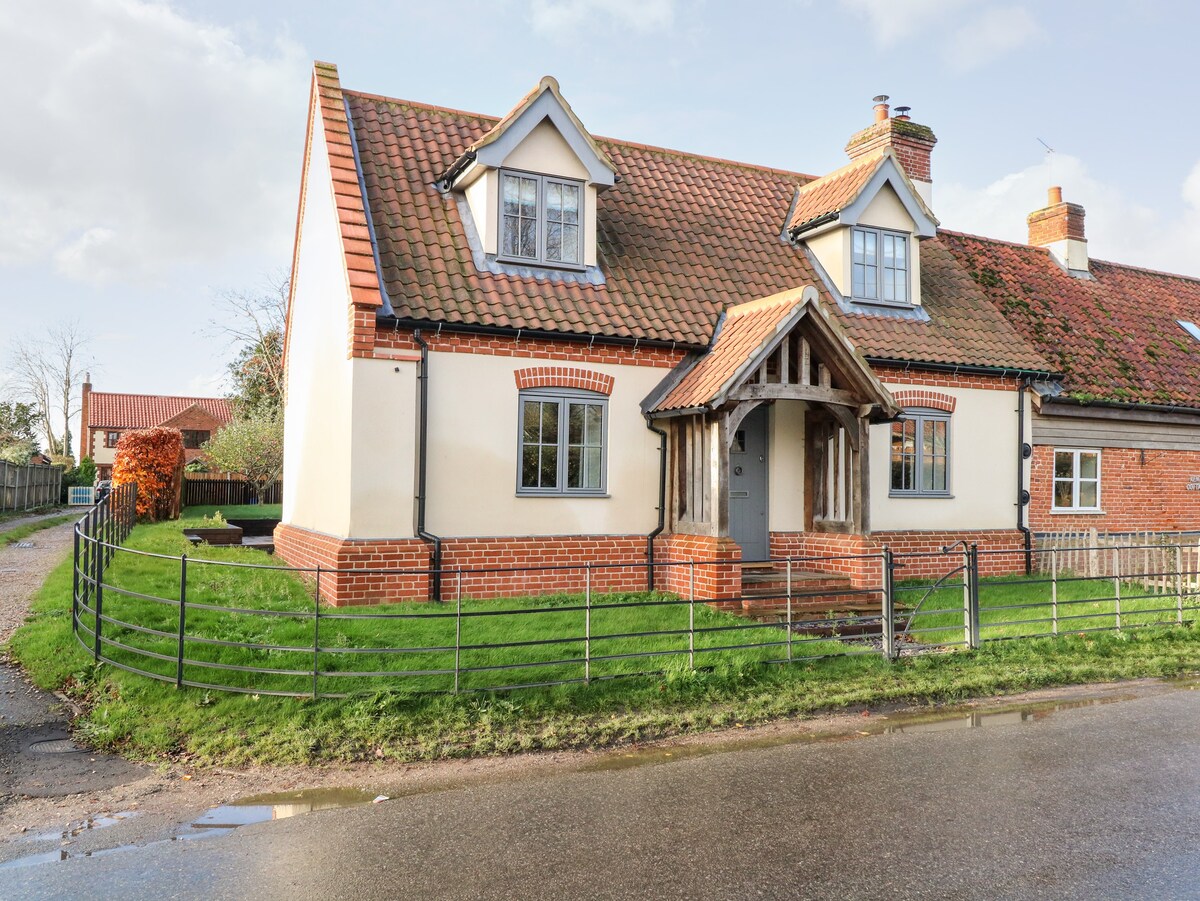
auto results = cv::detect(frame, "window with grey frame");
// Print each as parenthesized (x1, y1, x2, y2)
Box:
(500, 171, 584, 268)
(518, 389, 607, 495)
(852, 226, 909, 304)
(889, 408, 950, 496)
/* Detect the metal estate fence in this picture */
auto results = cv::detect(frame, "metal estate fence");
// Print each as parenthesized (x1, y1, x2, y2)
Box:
(72, 491, 1200, 699)
(0, 461, 62, 512)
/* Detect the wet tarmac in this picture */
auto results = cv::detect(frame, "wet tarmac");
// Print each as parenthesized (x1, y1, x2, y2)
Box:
(4, 678, 1199, 899)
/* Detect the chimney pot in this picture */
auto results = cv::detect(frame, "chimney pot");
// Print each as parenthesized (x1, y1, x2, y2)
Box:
(1048, 185, 1063, 206)
(873, 103, 889, 122)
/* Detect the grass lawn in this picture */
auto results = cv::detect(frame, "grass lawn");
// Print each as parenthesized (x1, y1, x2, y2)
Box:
(1, 514, 77, 545)
(6, 508, 1200, 765)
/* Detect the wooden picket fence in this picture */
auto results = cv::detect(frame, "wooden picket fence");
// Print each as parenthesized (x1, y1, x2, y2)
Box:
(0, 461, 63, 512)
(1036, 529, 1200, 592)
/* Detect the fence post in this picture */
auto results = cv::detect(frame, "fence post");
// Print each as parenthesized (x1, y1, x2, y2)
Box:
(176, 555, 188, 689)
(785, 557, 793, 663)
(312, 566, 321, 700)
(584, 564, 592, 684)
(882, 549, 896, 661)
(92, 517, 103, 663)
(688, 561, 695, 671)
(454, 575, 462, 695)
(965, 544, 981, 650)
(1113, 547, 1122, 633)
(71, 523, 80, 631)
(1176, 545, 1185, 626)
(1051, 548, 1059, 636)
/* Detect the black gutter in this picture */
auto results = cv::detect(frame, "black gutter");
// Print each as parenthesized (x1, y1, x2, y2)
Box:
(1016, 377, 1032, 574)
(1041, 394, 1200, 419)
(644, 418, 668, 592)
(786, 211, 840, 241)
(377, 314, 707, 354)
(412, 330, 442, 601)
(864, 357, 1058, 381)
(436, 151, 477, 191)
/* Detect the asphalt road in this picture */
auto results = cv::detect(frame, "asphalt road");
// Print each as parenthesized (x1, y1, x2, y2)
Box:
(6, 683, 1200, 900)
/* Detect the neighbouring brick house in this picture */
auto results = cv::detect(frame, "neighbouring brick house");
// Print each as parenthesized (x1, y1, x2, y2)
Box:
(79, 378, 232, 480)
(278, 62, 1200, 605)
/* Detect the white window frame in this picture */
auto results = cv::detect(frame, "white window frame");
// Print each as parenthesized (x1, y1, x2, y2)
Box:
(516, 388, 608, 496)
(852, 226, 910, 305)
(498, 169, 585, 270)
(1052, 448, 1102, 512)
(889, 408, 951, 497)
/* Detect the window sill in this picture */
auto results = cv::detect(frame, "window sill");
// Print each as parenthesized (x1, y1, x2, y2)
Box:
(1050, 508, 1105, 515)
(850, 297, 917, 310)
(496, 255, 587, 274)
(516, 492, 610, 499)
(889, 492, 954, 499)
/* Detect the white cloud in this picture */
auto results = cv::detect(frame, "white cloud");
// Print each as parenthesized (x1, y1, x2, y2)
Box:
(839, 0, 967, 47)
(944, 6, 1043, 72)
(0, 0, 309, 286)
(938, 153, 1200, 276)
(529, 0, 676, 36)
(187, 369, 230, 397)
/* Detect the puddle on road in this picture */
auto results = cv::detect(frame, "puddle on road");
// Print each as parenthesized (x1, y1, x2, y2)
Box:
(582, 693, 1141, 772)
(30, 810, 140, 842)
(1, 788, 382, 870)
(189, 787, 381, 835)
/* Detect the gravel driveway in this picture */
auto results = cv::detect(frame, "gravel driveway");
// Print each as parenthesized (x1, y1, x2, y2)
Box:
(0, 519, 77, 645)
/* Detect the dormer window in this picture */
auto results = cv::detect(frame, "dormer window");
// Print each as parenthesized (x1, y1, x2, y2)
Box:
(852, 227, 909, 304)
(500, 171, 584, 268)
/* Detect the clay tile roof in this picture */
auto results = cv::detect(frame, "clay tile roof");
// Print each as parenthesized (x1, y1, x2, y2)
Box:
(88, 394, 232, 430)
(340, 82, 1053, 372)
(787, 151, 887, 232)
(939, 231, 1200, 408)
(313, 62, 382, 310)
(655, 291, 804, 412)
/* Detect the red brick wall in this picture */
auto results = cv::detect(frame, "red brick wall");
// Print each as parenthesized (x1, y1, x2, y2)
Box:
(274, 523, 431, 606)
(652, 533, 743, 607)
(875, 366, 1019, 392)
(1029, 445, 1200, 533)
(440, 535, 649, 599)
(872, 530, 1028, 579)
(769, 531, 883, 587)
(374, 327, 684, 369)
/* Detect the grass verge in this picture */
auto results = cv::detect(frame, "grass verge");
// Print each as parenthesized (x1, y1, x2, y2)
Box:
(0, 505, 64, 525)
(5, 512, 1200, 766)
(1, 515, 76, 546)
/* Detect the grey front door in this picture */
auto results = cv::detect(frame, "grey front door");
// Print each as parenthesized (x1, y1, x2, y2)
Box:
(729, 406, 769, 562)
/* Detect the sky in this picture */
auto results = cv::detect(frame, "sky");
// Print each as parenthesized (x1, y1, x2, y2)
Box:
(3, 0, 1200, 449)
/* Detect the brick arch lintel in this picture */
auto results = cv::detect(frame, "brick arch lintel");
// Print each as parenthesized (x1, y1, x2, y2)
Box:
(892, 389, 956, 413)
(514, 366, 614, 396)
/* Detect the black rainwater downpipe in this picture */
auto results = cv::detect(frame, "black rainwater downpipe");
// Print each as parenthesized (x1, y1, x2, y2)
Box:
(645, 418, 668, 592)
(1017, 377, 1033, 574)
(413, 330, 442, 601)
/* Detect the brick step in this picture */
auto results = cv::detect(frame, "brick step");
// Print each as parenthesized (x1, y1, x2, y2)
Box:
(740, 567, 854, 599)
(740, 592, 883, 615)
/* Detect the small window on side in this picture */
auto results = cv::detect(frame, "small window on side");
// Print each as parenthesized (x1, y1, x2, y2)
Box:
(499, 171, 584, 269)
(1052, 449, 1101, 511)
(852, 226, 909, 304)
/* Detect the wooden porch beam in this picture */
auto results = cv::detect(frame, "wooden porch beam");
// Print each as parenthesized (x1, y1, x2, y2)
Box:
(731, 383, 862, 407)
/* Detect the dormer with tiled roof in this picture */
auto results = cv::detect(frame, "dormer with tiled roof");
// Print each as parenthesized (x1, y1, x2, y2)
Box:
(438, 76, 617, 274)
(788, 99, 938, 312)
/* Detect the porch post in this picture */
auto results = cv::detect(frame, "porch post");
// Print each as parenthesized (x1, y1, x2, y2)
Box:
(713, 415, 730, 538)
(856, 413, 871, 534)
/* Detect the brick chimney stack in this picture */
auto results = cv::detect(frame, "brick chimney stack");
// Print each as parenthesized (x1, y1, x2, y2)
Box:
(79, 373, 91, 461)
(1028, 186, 1089, 276)
(845, 96, 937, 207)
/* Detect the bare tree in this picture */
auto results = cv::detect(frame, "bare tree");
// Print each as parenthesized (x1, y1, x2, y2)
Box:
(7, 324, 91, 459)
(210, 270, 288, 412)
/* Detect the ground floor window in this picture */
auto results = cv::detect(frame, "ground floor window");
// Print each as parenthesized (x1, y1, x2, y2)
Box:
(890, 409, 950, 496)
(518, 389, 607, 495)
(1053, 448, 1101, 511)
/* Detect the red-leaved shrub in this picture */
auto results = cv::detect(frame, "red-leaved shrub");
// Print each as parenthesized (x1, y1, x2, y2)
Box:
(112, 427, 184, 521)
